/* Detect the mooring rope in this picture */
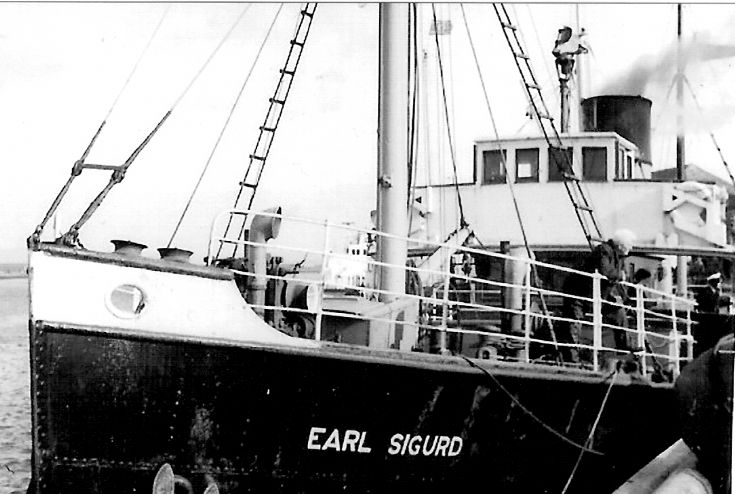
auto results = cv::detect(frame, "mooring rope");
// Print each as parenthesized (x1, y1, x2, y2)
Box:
(459, 354, 604, 456)
(560, 369, 619, 493)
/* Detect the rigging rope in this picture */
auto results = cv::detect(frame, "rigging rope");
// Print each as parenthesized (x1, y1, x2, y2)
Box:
(519, 4, 560, 114)
(459, 5, 534, 263)
(431, 4, 467, 229)
(460, 4, 562, 358)
(167, 4, 284, 248)
(682, 75, 735, 187)
(407, 3, 419, 210)
(61, 5, 251, 244)
(407, 4, 422, 237)
(560, 369, 619, 493)
(651, 76, 677, 167)
(171, 5, 251, 109)
(459, 354, 604, 456)
(105, 6, 171, 122)
(30, 7, 170, 241)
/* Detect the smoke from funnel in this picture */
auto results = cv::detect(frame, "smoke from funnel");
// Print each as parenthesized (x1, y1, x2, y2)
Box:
(601, 33, 735, 95)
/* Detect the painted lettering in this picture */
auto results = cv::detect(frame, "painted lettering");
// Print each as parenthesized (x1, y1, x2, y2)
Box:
(448, 437, 463, 456)
(309, 427, 461, 457)
(400, 434, 410, 455)
(322, 429, 341, 451)
(408, 435, 422, 455)
(387, 433, 402, 455)
(422, 436, 439, 456)
(342, 429, 361, 452)
(308, 428, 371, 454)
(435, 436, 451, 456)
(357, 431, 372, 453)
(307, 427, 326, 450)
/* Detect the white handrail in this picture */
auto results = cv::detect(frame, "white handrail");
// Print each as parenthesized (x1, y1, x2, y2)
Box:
(213, 208, 697, 375)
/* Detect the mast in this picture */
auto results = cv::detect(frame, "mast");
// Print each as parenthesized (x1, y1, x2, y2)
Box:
(676, 4, 685, 181)
(676, 3, 688, 297)
(376, 4, 409, 303)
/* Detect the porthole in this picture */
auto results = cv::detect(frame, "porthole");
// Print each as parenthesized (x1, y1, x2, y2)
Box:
(107, 284, 147, 319)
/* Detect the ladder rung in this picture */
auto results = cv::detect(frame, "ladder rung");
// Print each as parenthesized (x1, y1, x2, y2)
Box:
(575, 204, 593, 212)
(537, 112, 553, 120)
(301, 9, 314, 17)
(259, 126, 276, 133)
(525, 82, 541, 91)
(239, 182, 257, 189)
(588, 236, 605, 244)
(280, 69, 295, 76)
(562, 172, 580, 181)
(269, 98, 285, 105)
(249, 154, 266, 161)
(290, 40, 305, 47)
(513, 52, 529, 60)
(501, 21, 517, 30)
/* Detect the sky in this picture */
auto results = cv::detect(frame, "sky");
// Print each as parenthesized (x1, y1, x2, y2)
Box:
(2, 2, 735, 263)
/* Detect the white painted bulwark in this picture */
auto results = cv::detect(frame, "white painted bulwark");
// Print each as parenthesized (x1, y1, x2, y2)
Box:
(29, 247, 311, 347)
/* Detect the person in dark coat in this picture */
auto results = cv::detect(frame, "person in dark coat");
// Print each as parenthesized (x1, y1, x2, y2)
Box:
(559, 229, 635, 363)
(696, 272, 729, 313)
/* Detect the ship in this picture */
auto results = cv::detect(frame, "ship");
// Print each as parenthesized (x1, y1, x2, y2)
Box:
(24, 4, 733, 493)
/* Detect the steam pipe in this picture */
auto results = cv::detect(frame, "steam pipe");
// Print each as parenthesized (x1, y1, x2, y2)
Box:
(247, 207, 282, 315)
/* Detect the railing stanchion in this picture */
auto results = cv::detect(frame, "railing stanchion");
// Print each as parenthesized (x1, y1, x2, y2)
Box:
(523, 261, 532, 363)
(439, 246, 451, 354)
(314, 219, 331, 342)
(686, 305, 693, 361)
(592, 270, 602, 372)
(669, 300, 679, 377)
(636, 284, 647, 376)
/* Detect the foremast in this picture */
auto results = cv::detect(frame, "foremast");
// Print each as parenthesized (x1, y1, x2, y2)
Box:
(376, 4, 409, 306)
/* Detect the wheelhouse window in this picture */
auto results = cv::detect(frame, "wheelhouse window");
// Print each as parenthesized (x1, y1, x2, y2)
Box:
(482, 149, 506, 184)
(548, 147, 573, 182)
(616, 148, 624, 179)
(515, 148, 539, 182)
(627, 156, 633, 178)
(582, 147, 607, 181)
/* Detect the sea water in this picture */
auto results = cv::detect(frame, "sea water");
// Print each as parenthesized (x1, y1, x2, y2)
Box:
(0, 278, 31, 493)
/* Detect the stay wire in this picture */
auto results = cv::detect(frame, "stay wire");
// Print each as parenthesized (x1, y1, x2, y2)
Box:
(67, 5, 250, 243)
(105, 5, 171, 122)
(171, 5, 251, 110)
(33, 6, 172, 239)
(458, 354, 604, 456)
(408, 4, 421, 231)
(168, 4, 284, 248)
(459, 5, 533, 261)
(461, 4, 561, 358)
(431, 4, 467, 229)
(407, 4, 418, 209)
(682, 75, 735, 188)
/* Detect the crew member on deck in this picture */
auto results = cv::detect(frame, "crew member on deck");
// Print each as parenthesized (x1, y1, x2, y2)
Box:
(560, 229, 636, 363)
(695, 272, 730, 313)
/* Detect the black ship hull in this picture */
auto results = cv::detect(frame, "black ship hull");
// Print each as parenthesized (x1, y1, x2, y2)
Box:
(30, 321, 679, 493)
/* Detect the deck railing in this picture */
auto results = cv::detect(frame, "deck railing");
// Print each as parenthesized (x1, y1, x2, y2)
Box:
(209, 209, 695, 377)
